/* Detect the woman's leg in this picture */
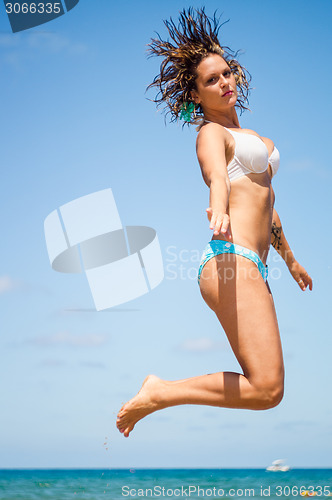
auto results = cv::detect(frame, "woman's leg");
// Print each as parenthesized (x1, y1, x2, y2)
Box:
(116, 254, 284, 437)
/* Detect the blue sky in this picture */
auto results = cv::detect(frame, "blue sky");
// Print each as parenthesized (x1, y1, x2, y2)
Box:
(0, 0, 331, 468)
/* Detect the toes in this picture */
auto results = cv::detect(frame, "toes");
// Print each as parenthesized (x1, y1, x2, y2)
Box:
(116, 419, 127, 432)
(116, 410, 134, 433)
(124, 424, 134, 438)
(116, 416, 125, 430)
(117, 415, 130, 428)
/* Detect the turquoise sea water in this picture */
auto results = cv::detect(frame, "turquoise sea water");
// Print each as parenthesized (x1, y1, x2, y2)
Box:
(0, 469, 331, 500)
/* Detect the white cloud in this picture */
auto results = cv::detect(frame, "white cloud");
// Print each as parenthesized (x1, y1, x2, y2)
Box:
(285, 159, 330, 178)
(0, 34, 20, 47)
(0, 275, 18, 294)
(285, 159, 312, 172)
(79, 361, 106, 369)
(179, 337, 227, 352)
(274, 420, 316, 430)
(27, 331, 107, 347)
(0, 31, 90, 71)
(25, 32, 89, 55)
(38, 358, 67, 367)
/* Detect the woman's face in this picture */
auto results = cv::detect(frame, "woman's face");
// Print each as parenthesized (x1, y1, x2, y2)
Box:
(191, 54, 238, 114)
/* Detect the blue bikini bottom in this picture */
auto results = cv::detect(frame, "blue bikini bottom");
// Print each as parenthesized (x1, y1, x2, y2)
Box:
(197, 239, 268, 285)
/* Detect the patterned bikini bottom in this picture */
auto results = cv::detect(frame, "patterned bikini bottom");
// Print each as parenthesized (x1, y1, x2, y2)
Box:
(197, 239, 268, 285)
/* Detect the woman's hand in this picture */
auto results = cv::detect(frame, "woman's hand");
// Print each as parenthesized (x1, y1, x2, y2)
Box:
(206, 207, 232, 240)
(288, 260, 313, 291)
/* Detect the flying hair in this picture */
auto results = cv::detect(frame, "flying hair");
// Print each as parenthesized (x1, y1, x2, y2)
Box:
(146, 7, 251, 124)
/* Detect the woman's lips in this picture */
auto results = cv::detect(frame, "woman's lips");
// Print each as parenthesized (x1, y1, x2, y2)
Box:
(222, 91, 233, 97)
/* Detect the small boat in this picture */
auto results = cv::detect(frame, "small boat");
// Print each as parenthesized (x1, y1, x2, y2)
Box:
(266, 459, 290, 471)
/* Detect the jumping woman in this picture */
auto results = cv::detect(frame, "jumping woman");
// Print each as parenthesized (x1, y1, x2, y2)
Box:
(116, 7, 313, 438)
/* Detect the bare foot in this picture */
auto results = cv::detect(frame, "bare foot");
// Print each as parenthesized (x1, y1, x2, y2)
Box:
(116, 374, 166, 437)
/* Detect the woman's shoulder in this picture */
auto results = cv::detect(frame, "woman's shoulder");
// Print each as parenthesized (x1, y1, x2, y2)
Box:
(196, 121, 229, 147)
(195, 122, 232, 163)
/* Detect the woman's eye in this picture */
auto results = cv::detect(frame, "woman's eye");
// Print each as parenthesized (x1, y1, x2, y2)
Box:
(207, 77, 216, 83)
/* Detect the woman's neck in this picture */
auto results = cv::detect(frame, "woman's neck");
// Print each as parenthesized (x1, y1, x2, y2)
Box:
(203, 108, 240, 128)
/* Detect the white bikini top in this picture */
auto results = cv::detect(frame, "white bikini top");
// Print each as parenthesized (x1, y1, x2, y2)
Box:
(202, 121, 280, 182)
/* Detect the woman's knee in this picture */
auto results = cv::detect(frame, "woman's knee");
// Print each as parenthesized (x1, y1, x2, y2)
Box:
(262, 382, 284, 409)
(251, 375, 284, 410)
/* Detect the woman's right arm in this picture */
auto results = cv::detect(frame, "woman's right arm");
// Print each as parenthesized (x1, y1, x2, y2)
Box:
(196, 124, 232, 238)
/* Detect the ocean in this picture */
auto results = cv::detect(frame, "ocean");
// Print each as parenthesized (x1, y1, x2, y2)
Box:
(0, 469, 331, 500)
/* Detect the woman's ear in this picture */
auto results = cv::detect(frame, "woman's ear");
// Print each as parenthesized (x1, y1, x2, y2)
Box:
(190, 90, 200, 104)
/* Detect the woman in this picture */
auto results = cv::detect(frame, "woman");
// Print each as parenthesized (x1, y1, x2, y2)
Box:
(116, 8, 312, 438)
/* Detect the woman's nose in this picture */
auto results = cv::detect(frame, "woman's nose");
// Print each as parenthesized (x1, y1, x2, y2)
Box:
(219, 74, 227, 86)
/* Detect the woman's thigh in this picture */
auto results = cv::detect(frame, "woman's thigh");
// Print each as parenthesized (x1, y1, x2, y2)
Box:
(199, 253, 284, 384)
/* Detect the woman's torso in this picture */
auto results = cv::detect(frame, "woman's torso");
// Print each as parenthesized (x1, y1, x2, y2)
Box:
(201, 124, 277, 266)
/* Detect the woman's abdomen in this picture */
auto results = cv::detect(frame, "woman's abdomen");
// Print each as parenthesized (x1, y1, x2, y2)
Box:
(211, 175, 273, 265)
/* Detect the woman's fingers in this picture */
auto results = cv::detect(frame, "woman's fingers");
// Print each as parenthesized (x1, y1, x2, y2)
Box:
(220, 215, 230, 234)
(213, 215, 224, 235)
(206, 208, 230, 236)
(299, 272, 313, 291)
(297, 278, 306, 291)
(206, 207, 212, 222)
(209, 212, 217, 231)
(303, 271, 313, 291)
(294, 272, 307, 291)
(289, 261, 313, 292)
(207, 209, 218, 232)
(210, 213, 221, 233)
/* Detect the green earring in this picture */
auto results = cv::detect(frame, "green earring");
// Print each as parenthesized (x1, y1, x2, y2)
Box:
(179, 101, 195, 122)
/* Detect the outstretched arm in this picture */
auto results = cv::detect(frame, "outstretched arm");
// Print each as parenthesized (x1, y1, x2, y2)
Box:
(271, 207, 313, 291)
(196, 123, 232, 239)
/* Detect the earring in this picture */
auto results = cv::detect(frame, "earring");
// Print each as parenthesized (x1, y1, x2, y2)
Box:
(179, 101, 196, 122)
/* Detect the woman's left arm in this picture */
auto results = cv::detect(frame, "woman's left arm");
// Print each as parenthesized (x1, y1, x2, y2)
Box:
(271, 207, 313, 291)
